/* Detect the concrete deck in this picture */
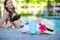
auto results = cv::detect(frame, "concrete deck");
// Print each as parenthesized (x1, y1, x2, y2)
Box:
(0, 28, 60, 40)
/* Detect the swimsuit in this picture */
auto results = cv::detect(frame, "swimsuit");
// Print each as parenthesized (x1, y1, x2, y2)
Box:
(10, 14, 21, 22)
(11, 14, 20, 22)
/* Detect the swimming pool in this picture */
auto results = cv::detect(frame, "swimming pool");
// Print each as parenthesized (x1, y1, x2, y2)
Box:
(46, 18, 60, 30)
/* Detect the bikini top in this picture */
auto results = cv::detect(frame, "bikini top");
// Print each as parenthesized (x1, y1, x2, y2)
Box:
(10, 14, 20, 22)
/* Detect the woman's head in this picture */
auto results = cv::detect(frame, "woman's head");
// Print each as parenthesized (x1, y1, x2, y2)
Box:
(4, 0, 14, 9)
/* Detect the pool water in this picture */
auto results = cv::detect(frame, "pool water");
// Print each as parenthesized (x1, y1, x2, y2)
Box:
(46, 18, 60, 30)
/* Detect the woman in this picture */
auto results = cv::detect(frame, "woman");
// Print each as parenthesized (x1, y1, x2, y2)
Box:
(0, 0, 21, 29)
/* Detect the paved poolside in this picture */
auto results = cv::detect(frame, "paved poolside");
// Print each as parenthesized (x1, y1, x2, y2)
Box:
(0, 28, 60, 40)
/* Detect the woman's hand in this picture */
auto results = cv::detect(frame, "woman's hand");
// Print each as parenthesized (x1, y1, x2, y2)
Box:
(0, 21, 3, 28)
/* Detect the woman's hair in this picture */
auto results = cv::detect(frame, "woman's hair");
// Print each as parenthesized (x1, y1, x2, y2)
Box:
(4, 0, 16, 22)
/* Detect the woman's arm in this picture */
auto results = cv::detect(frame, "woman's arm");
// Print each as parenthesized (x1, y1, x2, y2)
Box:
(2, 22, 12, 29)
(0, 12, 9, 27)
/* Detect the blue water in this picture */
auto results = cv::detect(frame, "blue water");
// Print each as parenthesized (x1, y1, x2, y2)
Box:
(46, 18, 60, 30)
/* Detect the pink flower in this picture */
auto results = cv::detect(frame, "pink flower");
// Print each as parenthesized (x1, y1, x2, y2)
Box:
(39, 24, 46, 33)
